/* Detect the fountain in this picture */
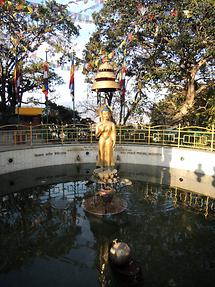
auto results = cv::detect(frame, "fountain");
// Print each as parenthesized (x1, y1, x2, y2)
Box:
(83, 104, 128, 216)
(83, 61, 129, 216)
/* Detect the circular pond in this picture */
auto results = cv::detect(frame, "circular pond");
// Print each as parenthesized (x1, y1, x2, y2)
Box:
(0, 164, 215, 287)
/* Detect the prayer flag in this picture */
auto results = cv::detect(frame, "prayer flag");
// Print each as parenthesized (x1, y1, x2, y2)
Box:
(183, 10, 192, 18)
(27, 6, 33, 14)
(13, 59, 22, 102)
(16, 3, 24, 10)
(170, 8, 178, 17)
(128, 33, 133, 42)
(69, 55, 75, 99)
(108, 51, 114, 59)
(0, 0, 9, 8)
(119, 39, 126, 49)
(42, 62, 49, 100)
(120, 60, 126, 101)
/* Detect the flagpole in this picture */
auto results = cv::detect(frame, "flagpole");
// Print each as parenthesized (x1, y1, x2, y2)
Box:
(123, 97, 125, 125)
(17, 56, 20, 123)
(73, 50, 75, 125)
(18, 105, 20, 123)
(73, 86, 75, 125)
(14, 50, 20, 123)
(45, 48, 49, 124)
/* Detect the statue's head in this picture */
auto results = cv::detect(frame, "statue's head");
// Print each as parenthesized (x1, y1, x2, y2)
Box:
(99, 105, 112, 120)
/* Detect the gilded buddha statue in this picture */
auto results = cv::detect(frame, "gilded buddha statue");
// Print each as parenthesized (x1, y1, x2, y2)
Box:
(96, 105, 116, 167)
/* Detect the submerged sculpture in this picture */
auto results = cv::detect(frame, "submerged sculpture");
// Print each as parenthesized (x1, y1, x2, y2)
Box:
(96, 105, 116, 167)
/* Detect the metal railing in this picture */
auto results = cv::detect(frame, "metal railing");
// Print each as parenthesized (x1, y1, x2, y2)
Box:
(165, 187, 215, 218)
(0, 123, 214, 152)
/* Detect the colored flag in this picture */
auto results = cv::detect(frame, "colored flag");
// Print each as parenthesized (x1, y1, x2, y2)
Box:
(128, 33, 133, 42)
(0, 0, 4, 7)
(119, 39, 126, 49)
(27, 6, 33, 14)
(69, 55, 75, 99)
(120, 60, 126, 101)
(13, 59, 22, 102)
(2, 0, 9, 8)
(16, 3, 24, 10)
(183, 10, 192, 18)
(108, 51, 114, 59)
(94, 58, 99, 67)
(170, 8, 178, 17)
(42, 62, 49, 100)
(101, 56, 107, 63)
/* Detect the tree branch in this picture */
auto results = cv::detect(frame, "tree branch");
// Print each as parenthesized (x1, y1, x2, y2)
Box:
(196, 82, 214, 95)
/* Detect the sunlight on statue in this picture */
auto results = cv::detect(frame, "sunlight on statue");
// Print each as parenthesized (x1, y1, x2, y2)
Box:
(96, 105, 116, 167)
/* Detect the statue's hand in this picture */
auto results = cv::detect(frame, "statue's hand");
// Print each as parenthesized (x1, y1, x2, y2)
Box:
(99, 124, 104, 132)
(112, 142, 116, 149)
(102, 125, 105, 132)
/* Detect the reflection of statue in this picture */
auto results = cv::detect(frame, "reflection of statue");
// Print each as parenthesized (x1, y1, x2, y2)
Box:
(96, 105, 116, 167)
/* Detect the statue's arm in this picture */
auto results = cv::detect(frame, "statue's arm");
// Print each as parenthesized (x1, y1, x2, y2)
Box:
(96, 123, 103, 138)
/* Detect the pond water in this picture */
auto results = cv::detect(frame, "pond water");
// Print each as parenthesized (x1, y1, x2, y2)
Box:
(0, 164, 215, 287)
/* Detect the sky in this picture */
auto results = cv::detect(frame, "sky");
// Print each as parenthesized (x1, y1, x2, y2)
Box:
(23, 0, 104, 110)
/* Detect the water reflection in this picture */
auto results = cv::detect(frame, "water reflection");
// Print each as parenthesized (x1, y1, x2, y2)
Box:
(194, 164, 205, 183)
(0, 188, 81, 273)
(0, 170, 215, 287)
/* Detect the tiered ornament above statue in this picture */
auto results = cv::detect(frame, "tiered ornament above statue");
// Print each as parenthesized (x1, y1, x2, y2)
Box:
(92, 60, 120, 92)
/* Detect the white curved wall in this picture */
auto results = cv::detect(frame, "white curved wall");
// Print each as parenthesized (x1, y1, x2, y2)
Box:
(0, 144, 215, 197)
(0, 144, 214, 176)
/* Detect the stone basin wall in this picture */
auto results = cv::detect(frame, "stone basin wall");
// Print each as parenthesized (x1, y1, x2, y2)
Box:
(0, 144, 214, 197)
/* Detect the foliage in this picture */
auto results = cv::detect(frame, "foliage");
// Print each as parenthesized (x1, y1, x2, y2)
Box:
(151, 87, 215, 126)
(48, 101, 81, 124)
(0, 0, 79, 118)
(83, 0, 215, 125)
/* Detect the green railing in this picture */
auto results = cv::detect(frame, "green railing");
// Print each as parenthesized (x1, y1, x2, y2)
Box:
(0, 123, 214, 152)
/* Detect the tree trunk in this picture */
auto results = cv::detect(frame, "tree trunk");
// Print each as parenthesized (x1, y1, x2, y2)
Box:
(172, 57, 208, 123)
(123, 92, 141, 125)
(8, 79, 17, 113)
(172, 78, 196, 123)
(106, 92, 113, 106)
(0, 64, 7, 113)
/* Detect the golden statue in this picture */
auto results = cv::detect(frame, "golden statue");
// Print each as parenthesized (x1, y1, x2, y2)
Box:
(96, 105, 116, 167)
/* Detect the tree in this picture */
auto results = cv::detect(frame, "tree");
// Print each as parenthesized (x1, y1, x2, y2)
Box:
(78, 81, 150, 125)
(48, 101, 81, 124)
(150, 87, 215, 126)
(0, 0, 79, 119)
(83, 0, 214, 125)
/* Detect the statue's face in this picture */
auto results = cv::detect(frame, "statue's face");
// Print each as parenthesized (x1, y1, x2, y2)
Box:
(102, 111, 110, 120)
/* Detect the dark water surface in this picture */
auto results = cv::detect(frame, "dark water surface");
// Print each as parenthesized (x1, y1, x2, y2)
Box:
(0, 164, 215, 287)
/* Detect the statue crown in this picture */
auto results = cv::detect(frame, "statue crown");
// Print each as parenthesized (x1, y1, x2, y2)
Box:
(102, 105, 110, 113)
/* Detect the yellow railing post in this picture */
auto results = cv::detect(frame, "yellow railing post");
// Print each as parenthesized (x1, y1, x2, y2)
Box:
(119, 126, 122, 145)
(2, 130, 4, 144)
(162, 129, 164, 145)
(148, 126, 151, 145)
(76, 127, 78, 142)
(177, 124, 181, 148)
(61, 123, 64, 145)
(90, 124, 93, 144)
(46, 126, 49, 144)
(14, 130, 17, 145)
(211, 124, 214, 152)
(30, 122, 33, 146)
